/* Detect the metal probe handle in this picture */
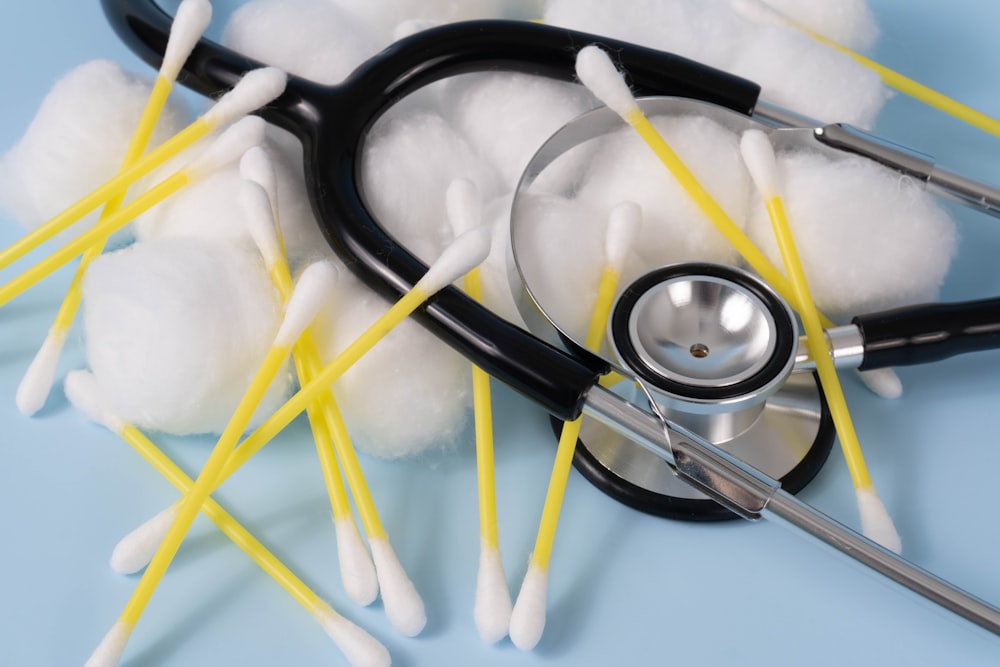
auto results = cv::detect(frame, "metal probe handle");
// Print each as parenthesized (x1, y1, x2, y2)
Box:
(582, 383, 1000, 636)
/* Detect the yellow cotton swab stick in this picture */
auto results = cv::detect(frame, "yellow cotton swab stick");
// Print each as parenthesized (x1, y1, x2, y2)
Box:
(239, 161, 378, 606)
(731, 0, 1000, 139)
(445, 178, 512, 644)
(15, 0, 213, 417)
(510, 201, 642, 651)
(64, 371, 391, 667)
(84, 261, 337, 667)
(0, 66, 285, 274)
(574, 44, 905, 400)
(739, 129, 901, 553)
(0, 116, 266, 309)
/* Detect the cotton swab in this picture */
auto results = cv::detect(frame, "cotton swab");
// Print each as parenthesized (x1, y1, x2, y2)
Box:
(65, 371, 390, 667)
(0, 66, 285, 274)
(445, 178, 512, 644)
(15, 0, 213, 417)
(84, 260, 336, 667)
(574, 44, 905, 399)
(0, 116, 266, 308)
(510, 201, 642, 651)
(739, 129, 901, 553)
(731, 0, 1000, 139)
(240, 161, 378, 606)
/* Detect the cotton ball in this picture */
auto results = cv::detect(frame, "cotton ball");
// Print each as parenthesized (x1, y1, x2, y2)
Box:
(312, 270, 471, 459)
(336, 0, 505, 43)
(222, 0, 381, 85)
(360, 110, 500, 264)
(82, 238, 291, 435)
(757, 0, 879, 51)
(510, 193, 609, 341)
(746, 151, 957, 317)
(544, 0, 745, 73)
(0, 60, 189, 234)
(441, 73, 598, 191)
(729, 23, 887, 127)
(576, 114, 751, 270)
(474, 193, 525, 326)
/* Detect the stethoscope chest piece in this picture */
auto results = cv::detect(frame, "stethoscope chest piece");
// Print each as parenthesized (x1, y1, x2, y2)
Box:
(580, 262, 834, 520)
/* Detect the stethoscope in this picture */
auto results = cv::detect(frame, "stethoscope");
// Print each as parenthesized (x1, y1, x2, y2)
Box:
(104, 0, 1000, 637)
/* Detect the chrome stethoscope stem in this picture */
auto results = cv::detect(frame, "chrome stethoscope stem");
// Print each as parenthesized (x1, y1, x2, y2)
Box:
(581, 383, 1000, 636)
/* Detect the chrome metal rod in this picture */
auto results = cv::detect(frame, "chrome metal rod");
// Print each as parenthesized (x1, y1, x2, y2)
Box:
(582, 383, 1000, 636)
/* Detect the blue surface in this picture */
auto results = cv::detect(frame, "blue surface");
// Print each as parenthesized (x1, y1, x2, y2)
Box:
(2, 2, 1000, 666)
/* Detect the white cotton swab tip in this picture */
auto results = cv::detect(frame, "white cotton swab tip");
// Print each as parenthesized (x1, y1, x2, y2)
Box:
(203, 67, 288, 127)
(240, 146, 280, 220)
(240, 179, 283, 271)
(857, 367, 904, 399)
(312, 604, 391, 667)
(857, 486, 903, 554)
(729, 0, 788, 29)
(739, 129, 781, 198)
(574, 45, 639, 118)
(109, 503, 181, 575)
(604, 201, 642, 271)
(445, 178, 481, 237)
(15, 328, 67, 416)
(369, 537, 426, 637)
(509, 563, 548, 651)
(273, 260, 338, 347)
(160, 0, 212, 82)
(185, 115, 267, 177)
(64, 370, 126, 436)
(84, 621, 132, 667)
(334, 516, 379, 606)
(414, 226, 491, 295)
(474, 542, 513, 644)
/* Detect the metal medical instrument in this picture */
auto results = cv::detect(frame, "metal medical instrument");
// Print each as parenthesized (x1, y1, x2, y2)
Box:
(104, 0, 1000, 637)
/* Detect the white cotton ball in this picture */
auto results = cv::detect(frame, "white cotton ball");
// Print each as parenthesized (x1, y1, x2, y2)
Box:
(758, 0, 879, 51)
(222, 0, 382, 85)
(477, 193, 526, 327)
(82, 237, 291, 435)
(441, 72, 598, 191)
(0, 59, 190, 234)
(312, 270, 471, 459)
(576, 114, 752, 269)
(728, 23, 887, 127)
(336, 0, 505, 43)
(544, 0, 745, 73)
(746, 150, 957, 317)
(510, 193, 608, 341)
(360, 110, 501, 264)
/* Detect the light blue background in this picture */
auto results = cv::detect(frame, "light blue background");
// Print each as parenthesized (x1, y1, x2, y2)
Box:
(2, 1, 1000, 665)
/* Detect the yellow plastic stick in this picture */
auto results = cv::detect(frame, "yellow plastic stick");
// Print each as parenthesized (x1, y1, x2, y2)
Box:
(118, 340, 294, 627)
(623, 110, 834, 330)
(462, 267, 500, 548)
(0, 172, 189, 308)
(529, 264, 620, 570)
(117, 420, 338, 616)
(0, 117, 211, 272)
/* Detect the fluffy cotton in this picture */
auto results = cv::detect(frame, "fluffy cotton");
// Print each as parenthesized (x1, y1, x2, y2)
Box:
(0, 59, 189, 234)
(336, 0, 506, 43)
(222, 0, 382, 85)
(746, 150, 957, 317)
(756, 0, 879, 51)
(576, 113, 753, 270)
(136, 127, 327, 269)
(311, 270, 471, 459)
(360, 109, 501, 264)
(82, 237, 291, 435)
(441, 72, 598, 190)
(545, 0, 886, 127)
(727, 23, 886, 127)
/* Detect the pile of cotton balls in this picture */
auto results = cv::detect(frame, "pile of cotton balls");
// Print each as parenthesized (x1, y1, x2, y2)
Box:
(0, 0, 958, 458)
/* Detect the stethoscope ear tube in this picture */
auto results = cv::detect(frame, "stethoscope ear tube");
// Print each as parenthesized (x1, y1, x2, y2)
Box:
(854, 297, 1000, 370)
